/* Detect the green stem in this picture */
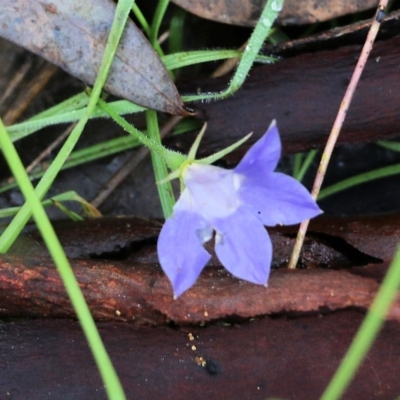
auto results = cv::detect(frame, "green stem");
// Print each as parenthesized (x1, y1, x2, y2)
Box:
(132, 3, 164, 57)
(293, 153, 303, 178)
(321, 245, 400, 399)
(183, 0, 283, 102)
(132, 3, 151, 34)
(169, 8, 186, 54)
(97, 98, 184, 171)
(97, 99, 164, 156)
(318, 163, 400, 201)
(150, 0, 170, 47)
(146, 110, 176, 218)
(296, 149, 318, 182)
(0, 118, 125, 399)
(149, 0, 174, 79)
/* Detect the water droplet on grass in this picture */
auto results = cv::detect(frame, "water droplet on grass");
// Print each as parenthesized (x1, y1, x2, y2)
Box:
(271, 0, 282, 12)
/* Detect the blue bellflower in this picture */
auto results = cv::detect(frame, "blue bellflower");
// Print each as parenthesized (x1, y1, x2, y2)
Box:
(157, 121, 322, 298)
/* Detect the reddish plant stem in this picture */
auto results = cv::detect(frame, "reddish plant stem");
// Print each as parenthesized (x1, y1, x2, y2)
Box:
(288, 2, 389, 269)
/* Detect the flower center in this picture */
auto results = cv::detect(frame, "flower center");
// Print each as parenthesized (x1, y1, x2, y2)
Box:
(183, 163, 242, 221)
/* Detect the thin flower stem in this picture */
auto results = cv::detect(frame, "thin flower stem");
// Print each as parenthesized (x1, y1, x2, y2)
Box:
(97, 98, 166, 157)
(183, 0, 283, 102)
(0, 120, 199, 196)
(146, 110, 176, 218)
(145, 0, 176, 218)
(288, 2, 388, 269)
(90, 115, 182, 208)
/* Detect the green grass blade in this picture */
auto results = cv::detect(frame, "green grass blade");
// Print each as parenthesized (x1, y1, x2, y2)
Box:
(0, 0, 136, 254)
(7, 99, 145, 143)
(6, 48, 275, 145)
(169, 8, 186, 55)
(293, 153, 303, 178)
(132, 3, 151, 34)
(321, 246, 400, 399)
(0, 119, 125, 398)
(163, 50, 275, 71)
(296, 149, 318, 182)
(377, 140, 400, 152)
(132, 3, 164, 56)
(150, 0, 169, 48)
(318, 163, 400, 200)
(0, 190, 95, 219)
(28, 92, 89, 121)
(0, 0, 140, 397)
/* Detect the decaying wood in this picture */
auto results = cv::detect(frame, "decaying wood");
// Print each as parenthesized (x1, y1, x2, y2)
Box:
(18, 213, 399, 263)
(1, 215, 400, 324)
(174, 20, 400, 161)
(3, 312, 400, 399)
(0, 253, 394, 324)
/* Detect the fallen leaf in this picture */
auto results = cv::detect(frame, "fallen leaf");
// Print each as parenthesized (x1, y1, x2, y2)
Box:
(171, 0, 379, 26)
(0, 0, 187, 114)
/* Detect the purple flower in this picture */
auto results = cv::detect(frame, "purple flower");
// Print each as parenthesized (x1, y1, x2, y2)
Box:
(157, 121, 322, 298)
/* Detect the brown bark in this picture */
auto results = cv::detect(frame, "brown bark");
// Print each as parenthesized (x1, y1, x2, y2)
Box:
(1, 215, 400, 324)
(2, 312, 400, 399)
(174, 15, 400, 161)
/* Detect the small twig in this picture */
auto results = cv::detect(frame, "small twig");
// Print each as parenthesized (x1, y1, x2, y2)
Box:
(157, 30, 169, 45)
(3, 122, 77, 186)
(288, 2, 388, 269)
(2, 62, 58, 126)
(25, 122, 77, 174)
(0, 57, 33, 107)
(90, 115, 183, 208)
(211, 41, 248, 78)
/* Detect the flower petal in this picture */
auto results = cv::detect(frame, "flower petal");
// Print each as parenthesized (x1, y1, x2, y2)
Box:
(213, 208, 272, 285)
(184, 164, 240, 220)
(239, 172, 322, 226)
(157, 209, 212, 298)
(235, 120, 281, 177)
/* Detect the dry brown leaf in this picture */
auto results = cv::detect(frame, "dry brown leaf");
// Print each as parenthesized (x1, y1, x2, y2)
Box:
(0, 0, 187, 115)
(171, 0, 379, 26)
